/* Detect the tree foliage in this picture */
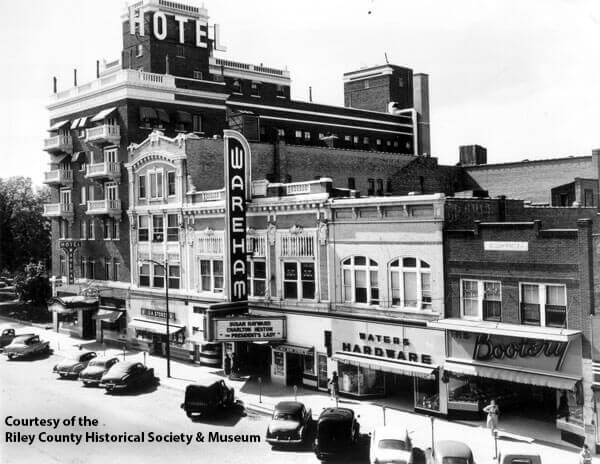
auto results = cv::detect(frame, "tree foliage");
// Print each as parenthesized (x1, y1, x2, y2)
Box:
(0, 177, 51, 272)
(14, 262, 51, 306)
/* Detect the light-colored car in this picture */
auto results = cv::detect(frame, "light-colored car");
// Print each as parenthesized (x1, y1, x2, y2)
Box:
(497, 453, 541, 464)
(79, 357, 120, 386)
(53, 350, 97, 378)
(370, 426, 413, 464)
(431, 440, 474, 464)
(4, 334, 51, 359)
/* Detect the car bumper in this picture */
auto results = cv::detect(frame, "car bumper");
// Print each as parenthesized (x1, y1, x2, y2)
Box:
(56, 370, 78, 377)
(100, 383, 127, 391)
(267, 436, 303, 444)
(80, 378, 101, 385)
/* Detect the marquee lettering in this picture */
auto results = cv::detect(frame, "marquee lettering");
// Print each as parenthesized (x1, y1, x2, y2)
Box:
(341, 342, 433, 365)
(473, 334, 566, 362)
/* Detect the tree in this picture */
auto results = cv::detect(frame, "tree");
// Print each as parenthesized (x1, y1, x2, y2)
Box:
(0, 177, 51, 273)
(14, 262, 51, 306)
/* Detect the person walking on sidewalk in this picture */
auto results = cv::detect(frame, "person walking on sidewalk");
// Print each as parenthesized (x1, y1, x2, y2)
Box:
(579, 444, 592, 464)
(483, 399, 499, 435)
(328, 371, 339, 401)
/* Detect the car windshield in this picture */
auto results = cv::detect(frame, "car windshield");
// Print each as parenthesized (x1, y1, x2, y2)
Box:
(378, 439, 407, 450)
(274, 412, 300, 421)
(442, 458, 469, 464)
(88, 359, 110, 368)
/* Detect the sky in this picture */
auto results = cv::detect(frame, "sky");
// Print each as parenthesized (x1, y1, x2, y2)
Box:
(1, 0, 600, 186)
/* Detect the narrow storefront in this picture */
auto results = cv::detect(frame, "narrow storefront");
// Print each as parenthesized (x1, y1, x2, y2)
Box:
(48, 296, 99, 339)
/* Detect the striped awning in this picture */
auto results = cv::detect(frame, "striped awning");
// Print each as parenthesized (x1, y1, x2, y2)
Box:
(91, 107, 117, 122)
(333, 352, 437, 379)
(129, 317, 184, 335)
(139, 107, 157, 120)
(93, 308, 124, 323)
(443, 359, 580, 391)
(156, 108, 170, 123)
(48, 120, 70, 131)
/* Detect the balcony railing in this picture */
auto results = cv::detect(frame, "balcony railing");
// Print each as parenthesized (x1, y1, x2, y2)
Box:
(210, 57, 290, 78)
(286, 182, 312, 195)
(86, 199, 121, 216)
(197, 189, 225, 202)
(43, 203, 73, 217)
(43, 135, 72, 153)
(43, 169, 73, 186)
(86, 124, 121, 144)
(85, 161, 120, 180)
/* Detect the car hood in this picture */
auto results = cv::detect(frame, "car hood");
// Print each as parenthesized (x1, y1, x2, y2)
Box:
(80, 366, 105, 377)
(373, 449, 412, 463)
(268, 420, 301, 433)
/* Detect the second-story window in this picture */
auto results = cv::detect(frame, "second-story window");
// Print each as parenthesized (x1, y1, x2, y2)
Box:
(167, 171, 176, 196)
(249, 260, 266, 297)
(176, 45, 185, 58)
(390, 258, 432, 310)
(199, 259, 224, 293)
(460, 279, 501, 321)
(138, 215, 149, 241)
(367, 179, 375, 196)
(520, 283, 566, 328)
(342, 256, 379, 305)
(193, 70, 203, 80)
(138, 175, 146, 199)
(283, 262, 315, 300)
(167, 214, 179, 241)
(168, 265, 180, 289)
(152, 215, 164, 242)
(149, 171, 163, 199)
(153, 264, 164, 288)
(139, 264, 150, 287)
(251, 81, 260, 96)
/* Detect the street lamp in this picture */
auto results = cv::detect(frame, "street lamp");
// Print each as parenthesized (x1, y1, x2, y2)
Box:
(141, 259, 171, 378)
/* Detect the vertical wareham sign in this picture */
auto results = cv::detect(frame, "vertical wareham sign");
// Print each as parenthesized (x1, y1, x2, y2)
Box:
(223, 130, 251, 302)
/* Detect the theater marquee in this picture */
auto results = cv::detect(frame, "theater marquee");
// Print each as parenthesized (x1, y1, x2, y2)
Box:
(213, 317, 286, 342)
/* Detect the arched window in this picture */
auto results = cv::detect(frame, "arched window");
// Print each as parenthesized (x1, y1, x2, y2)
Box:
(390, 258, 432, 310)
(342, 256, 379, 305)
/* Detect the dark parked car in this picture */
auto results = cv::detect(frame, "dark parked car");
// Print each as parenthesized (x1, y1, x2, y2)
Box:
(180, 380, 235, 418)
(313, 407, 360, 461)
(5, 334, 51, 359)
(0, 328, 29, 350)
(431, 440, 474, 464)
(79, 357, 120, 386)
(100, 361, 157, 393)
(266, 401, 312, 446)
(53, 350, 97, 378)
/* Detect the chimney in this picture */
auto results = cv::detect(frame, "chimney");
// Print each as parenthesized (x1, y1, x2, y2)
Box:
(413, 73, 430, 156)
(96, 60, 100, 78)
(309, 86, 313, 102)
(73, 68, 77, 87)
(52, 76, 57, 94)
(459, 145, 487, 166)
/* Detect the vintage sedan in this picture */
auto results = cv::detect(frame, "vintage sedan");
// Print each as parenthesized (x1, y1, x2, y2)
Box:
(313, 407, 360, 461)
(266, 401, 312, 446)
(370, 426, 413, 464)
(181, 381, 235, 418)
(4, 334, 50, 359)
(100, 361, 157, 393)
(79, 357, 120, 386)
(497, 453, 541, 464)
(431, 440, 474, 464)
(53, 350, 97, 378)
(0, 328, 27, 350)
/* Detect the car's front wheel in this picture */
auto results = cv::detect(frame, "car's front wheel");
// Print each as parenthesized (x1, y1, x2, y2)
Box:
(7, 353, 14, 360)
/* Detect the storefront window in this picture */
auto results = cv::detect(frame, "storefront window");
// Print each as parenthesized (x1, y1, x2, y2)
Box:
(304, 351, 315, 375)
(338, 363, 385, 396)
(273, 351, 284, 376)
(415, 375, 440, 412)
(342, 256, 379, 305)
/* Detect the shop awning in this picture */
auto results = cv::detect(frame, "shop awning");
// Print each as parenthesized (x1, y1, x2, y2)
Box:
(156, 108, 170, 123)
(139, 107, 157, 120)
(176, 110, 192, 123)
(91, 107, 117, 122)
(71, 152, 87, 163)
(274, 344, 313, 355)
(48, 120, 70, 131)
(49, 153, 71, 164)
(70, 118, 81, 129)
(92, 308, 124, 323)
(443, 359, 580, 391)
(428, 319, 580, 343)
(333, 352, 437, 379)
(129, 317, 184, 335)
(77, 116, 89, 128)
(48, 296, 98, 314)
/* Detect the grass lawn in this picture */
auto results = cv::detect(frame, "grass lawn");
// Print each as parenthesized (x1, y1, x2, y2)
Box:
(0, 300, 52, 324)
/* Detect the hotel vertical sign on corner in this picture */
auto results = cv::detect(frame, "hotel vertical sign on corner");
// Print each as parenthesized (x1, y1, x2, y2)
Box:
(224, 130, 251, 303)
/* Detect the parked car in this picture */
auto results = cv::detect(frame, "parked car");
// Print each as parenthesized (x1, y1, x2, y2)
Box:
(4, 334, 50, 360)
(53, 350, 97, 378)
(370, 426, 413, 464)
(431, 440, 474, 464)
(100, 361, 157, 393)
(0, 328, 28, 350)
(497, 453, 541, 464)
(313, 407, 360, 461)
(266, 401, 312, 446)
(180, 380, 235, 418)
(79, 357, 120, 386)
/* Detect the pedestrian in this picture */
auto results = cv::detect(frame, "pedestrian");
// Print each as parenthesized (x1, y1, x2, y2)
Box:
(223, 354, 231, 376)
(579, 444, 592, 464)
(483, 399, 499, 435)
(328, 371, 339, 401)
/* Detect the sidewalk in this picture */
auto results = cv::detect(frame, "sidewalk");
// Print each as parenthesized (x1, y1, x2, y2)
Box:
(1, 315, 595, 463)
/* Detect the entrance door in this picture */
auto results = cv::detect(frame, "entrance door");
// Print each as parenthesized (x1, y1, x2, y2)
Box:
(317, 353, 328, 390)
(286, 352, 304, 387)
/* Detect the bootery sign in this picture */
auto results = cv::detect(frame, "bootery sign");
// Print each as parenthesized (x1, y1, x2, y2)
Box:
(224, 130, 251, 302)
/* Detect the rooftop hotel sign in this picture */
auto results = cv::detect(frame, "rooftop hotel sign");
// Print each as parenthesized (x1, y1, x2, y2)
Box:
(224, 130, 251, 303)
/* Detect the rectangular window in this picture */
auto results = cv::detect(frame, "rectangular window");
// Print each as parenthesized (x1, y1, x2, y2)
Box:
(301, 262, 315, 299)
(403, 271, 417, 307)
(88, 185, 95, 202)
(295, 130, 302, 138)
(102, 218, 110, 240)
(80, 257, 86, 279)
(136, 44, 143, 57)
(283, 262, 316, 300)
(363, 136, 369, 144)
(461, 280, 479, 318)
(483, 281, 501, 321)
(251, 82, 260, 96)
(376, 179, 384, 196)
(353, 136, 359, 144)
(176, 45, 185, 58)
(104, 259, 111, 281)
(149, 171, 163, 199)
(367, 179, 375, 196)
(348, 177, 355, 190)
(112, 261, 119, 281)
(283, 262, 298, 299)
(460, 279, 501, 320)
(193, 70, 203, 80)
(88, 219, 95, 240)
(250, 260, 266, 297)
(139, 263, 150, 287)
(59, 255, 66, 276)
(545, 284, 566, 327)
(111, 219, 119, 240)
(167, 214, 179, 241)
(584, 189, 594, 207)
(79, 220, 86, 240)
(192, 114, 202, 132)
(138, 175, 146, 199)
(521, 283, 541, 325)
(199, 259, 223, 293)
(138, 215, 149, 241)
(153, 264, 164, 288)
(167, 171, 176, 196)
(80, 186, 86, 205)
(87, 259, 95, 280)
(277, 128, 285, 137)
(152, 215, 164, 242)
(168, 265, 180, 289)
(376, 138, 381, 145)
(304, 131, 311, 140)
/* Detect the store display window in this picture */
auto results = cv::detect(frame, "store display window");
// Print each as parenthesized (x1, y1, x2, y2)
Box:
(338, 363, 385, 396)
(415, 375, 440, 412)
(304, 351, 315, 376)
